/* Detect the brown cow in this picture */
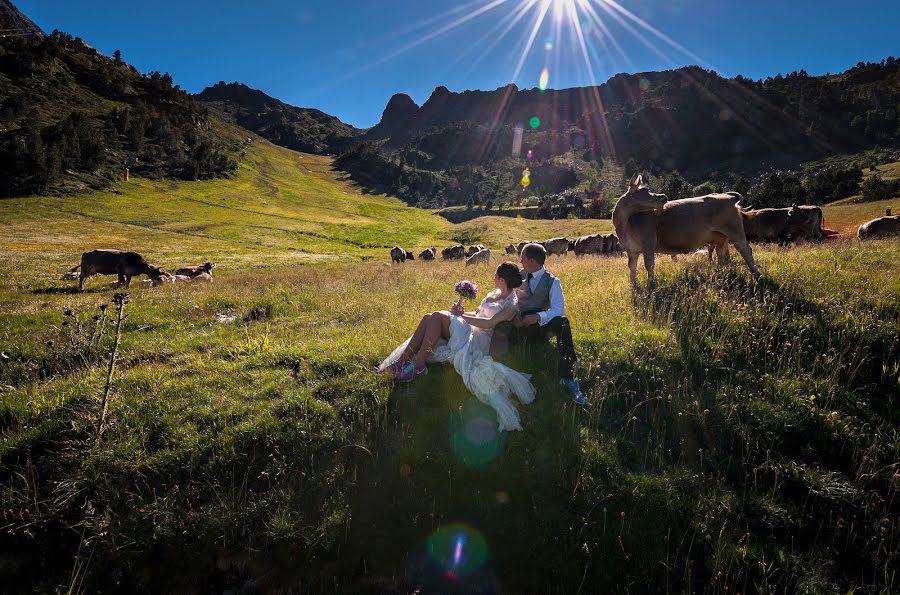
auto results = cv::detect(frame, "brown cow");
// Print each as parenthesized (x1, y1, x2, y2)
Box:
(573, 234, 604, 256)
(613, 175, 759, 286)
(857, 215, 900, 239)
(543, 237, 570, 257)
(505, 244, 517, 255)
(741, 205, 825, 243)
(175, 262, 215, 278)
(70, 249, 165, 291)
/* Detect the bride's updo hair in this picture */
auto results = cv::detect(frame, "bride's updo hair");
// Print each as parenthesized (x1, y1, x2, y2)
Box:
(496, 261, 523, 289)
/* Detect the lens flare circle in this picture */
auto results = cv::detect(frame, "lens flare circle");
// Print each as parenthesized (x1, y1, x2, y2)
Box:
(426, 524, 488, 577)
(529, 116, 541, 129)
(450, 398, 505, 468)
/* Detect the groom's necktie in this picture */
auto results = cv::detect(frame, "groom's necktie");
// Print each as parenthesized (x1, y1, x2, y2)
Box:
(527, 272, 534, 294)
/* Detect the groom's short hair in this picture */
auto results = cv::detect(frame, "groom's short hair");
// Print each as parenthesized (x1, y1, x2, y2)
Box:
(522, 243, 546, 265)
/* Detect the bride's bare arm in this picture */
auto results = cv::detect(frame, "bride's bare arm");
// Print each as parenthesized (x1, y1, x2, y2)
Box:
(461, 305, 517, 329)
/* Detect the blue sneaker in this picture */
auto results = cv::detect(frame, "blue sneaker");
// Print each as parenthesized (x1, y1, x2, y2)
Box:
(560, 378, 588, 405)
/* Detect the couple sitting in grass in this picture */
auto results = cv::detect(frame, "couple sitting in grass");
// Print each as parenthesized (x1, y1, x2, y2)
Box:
(378, 243, 587, 431)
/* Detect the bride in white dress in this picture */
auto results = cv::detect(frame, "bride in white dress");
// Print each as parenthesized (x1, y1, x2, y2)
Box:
(377, 262, 536, 431)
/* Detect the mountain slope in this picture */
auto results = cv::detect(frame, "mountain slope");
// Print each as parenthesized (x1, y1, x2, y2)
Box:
(0, 0, 44, 38)
(196, 81, 360, 155)
(0, 3, 243, 197)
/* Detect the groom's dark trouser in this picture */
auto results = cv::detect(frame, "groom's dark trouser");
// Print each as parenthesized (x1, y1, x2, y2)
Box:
(503, 315, 578, 380)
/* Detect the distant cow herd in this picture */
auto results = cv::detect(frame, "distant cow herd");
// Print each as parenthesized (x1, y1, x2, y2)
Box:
(385, 188, 898, 287)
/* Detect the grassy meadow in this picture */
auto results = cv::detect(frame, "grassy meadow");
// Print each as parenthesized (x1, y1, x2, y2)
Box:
(1, 141, 898, 593)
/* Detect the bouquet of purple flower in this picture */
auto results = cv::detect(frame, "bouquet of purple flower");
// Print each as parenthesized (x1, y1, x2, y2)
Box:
(454, 280, 478, 308)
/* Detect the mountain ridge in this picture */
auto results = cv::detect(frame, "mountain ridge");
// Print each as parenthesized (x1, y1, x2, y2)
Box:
(195, 81, 360, 155)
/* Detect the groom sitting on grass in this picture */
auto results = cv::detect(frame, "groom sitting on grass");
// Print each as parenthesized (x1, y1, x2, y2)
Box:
(490, 242, 587, 405)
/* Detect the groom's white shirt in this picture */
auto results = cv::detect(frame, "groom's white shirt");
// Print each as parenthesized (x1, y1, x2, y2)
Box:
(527, 267, 565, 326)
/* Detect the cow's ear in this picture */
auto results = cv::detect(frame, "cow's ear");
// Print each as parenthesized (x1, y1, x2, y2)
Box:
(628, 174, 639, 190)
(632, 174, 644, 189)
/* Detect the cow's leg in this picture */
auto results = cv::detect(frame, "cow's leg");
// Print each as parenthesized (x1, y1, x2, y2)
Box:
(79, 272, 88, 291)
(627, 251, 639, 287)
(644, 250, 656, 287)
(732, 238, 760, 278)
(124, 275, 132, 288)
(707, 245, 714, 263)
(715, 243, 731, 266)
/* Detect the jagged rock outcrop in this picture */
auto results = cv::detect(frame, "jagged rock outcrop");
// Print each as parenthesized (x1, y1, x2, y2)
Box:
(0, 0, 44, 39)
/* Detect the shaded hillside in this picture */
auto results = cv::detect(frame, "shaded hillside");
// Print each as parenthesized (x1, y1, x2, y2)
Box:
(0, 7, 241, 197)
(196, 81, 359, 155)
(340, 60, 900, 206)
(0, 0, 43, 38)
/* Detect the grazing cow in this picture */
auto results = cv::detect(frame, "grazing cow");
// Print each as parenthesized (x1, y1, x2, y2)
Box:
(516, 241, 530, 255)
(418, 247, 436, 261)
(175, 262, 215, 278)
(741, 205, 825, 243)
(466, 244, 486, 258)
(573, 234, 604, 256)
(857, 215, 900, 239)
(605, 234, 621, 254)
(390, 246, 406, 264)
(404, 250, 415, 261)
(543, 237, 570, 257)
(69, 249, 165, 291)
(505, 244, 517, 255)
(613, 175, 759, 286)
(465, 248, 492, 267)
(442, 245, 466, 260)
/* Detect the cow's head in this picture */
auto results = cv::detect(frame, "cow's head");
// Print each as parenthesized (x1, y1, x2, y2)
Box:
(621, 174, 668, 212)
(149, 266, 165, 280)
(201, 262, 216, 273)
(788, 205, 825, 241)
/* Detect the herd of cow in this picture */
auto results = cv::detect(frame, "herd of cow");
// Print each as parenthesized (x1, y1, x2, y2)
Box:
(59, 194, 898, 291)
(387, 183, 898, 288)
(389, 235, 623, 268)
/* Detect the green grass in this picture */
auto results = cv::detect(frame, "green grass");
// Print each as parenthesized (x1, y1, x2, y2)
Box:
(1, 141, 898, 592)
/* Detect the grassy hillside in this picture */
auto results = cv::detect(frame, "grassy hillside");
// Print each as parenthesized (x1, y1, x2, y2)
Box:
(1, 141, 898, 592)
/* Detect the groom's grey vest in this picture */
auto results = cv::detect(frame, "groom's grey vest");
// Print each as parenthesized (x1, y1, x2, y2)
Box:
(518, 269, 556, 315)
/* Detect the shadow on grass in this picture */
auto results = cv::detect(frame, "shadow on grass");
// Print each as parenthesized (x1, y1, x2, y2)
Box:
(31, 285, 83, 295)
(344, 337, 723, 592)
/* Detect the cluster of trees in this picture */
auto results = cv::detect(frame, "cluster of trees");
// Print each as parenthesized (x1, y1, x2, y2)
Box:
(652, 164, 866, 209)
(0, 30, 238, 197)
(861, 173, 900, 202)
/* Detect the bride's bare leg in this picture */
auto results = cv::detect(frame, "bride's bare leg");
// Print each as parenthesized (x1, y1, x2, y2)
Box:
(415, 311, 452, 368)
(401, 314, 431, 364)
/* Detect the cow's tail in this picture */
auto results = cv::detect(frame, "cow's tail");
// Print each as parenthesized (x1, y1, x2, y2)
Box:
(69, 264, 81, 272)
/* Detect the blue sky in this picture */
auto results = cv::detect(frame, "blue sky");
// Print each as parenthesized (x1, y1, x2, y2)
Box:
(18, 0, 900, 128)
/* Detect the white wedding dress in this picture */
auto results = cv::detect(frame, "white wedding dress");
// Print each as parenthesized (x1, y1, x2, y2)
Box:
(378, 289, 536, 431)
